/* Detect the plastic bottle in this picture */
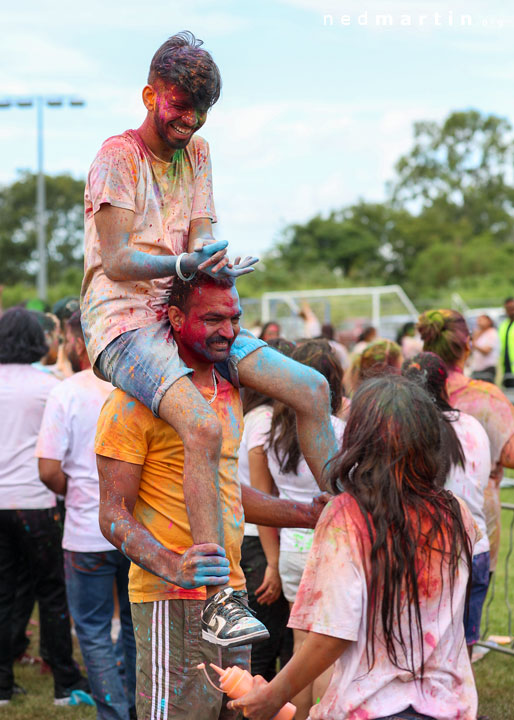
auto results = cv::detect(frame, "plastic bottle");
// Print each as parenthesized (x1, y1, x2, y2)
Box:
(203, 663, 296, 719)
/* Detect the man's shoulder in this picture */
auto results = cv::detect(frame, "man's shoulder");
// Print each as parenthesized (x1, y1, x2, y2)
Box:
(93, 130, 143, 164)
(54, 369, 113, 401)
(100, 387, 151, 419)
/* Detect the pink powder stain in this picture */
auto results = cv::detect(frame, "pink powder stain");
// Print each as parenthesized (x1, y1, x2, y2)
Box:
(425, 631, 437, 648)
(168, 520, 174, 529)
(351, 708, 370, 720)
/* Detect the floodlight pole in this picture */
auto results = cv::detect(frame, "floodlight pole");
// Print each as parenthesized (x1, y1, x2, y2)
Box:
(36, 97, 47, 300)
(0, 95, 85, 301)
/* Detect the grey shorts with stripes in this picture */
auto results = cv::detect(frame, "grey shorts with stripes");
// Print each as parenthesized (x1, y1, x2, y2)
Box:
(132, 599, 251, 720)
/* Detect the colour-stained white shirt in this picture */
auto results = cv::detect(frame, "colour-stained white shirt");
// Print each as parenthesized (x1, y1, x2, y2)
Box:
(445, 411, 491, 556)
(238, 405, 273, 537)
(290, 493, 478, 720)
(36, 369, 115, 551)
(265, 416, 344, 553)
(81, 130, 217, 364)
(0, 364, 58, 509)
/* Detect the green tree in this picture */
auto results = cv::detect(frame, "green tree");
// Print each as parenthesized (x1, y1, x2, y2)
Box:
(392, 110, 514, 243)
(0, 171, 85, 285)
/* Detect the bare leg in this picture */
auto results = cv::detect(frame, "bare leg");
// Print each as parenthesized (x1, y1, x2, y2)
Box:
(238, 347, 338, 488)
(159, 376, 225, 597)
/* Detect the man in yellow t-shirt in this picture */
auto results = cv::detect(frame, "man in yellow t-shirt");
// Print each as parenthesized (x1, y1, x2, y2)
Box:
(95, 274, 327, 719)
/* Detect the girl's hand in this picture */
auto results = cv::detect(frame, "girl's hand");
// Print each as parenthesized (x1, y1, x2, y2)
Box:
(227, 676, 282, 719)
(255, 565, 282, 605)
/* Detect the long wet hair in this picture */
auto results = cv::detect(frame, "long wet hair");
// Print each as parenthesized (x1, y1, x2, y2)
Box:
(268, 339, 343, 474)
(417, 309, 470, 367)
(328, 375, 472, 678)
(402, 352, 465, 476)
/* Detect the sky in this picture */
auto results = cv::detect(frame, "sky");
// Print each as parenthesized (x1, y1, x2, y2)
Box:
(2, 0, 514, 259)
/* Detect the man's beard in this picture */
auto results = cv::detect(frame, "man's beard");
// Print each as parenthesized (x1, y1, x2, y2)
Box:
(68, 349, 82, 374)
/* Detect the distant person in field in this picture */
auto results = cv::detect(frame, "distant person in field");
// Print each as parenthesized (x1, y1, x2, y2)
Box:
(418, 309, 514, 575)
(499, 297, 514, 398)
(470, 314, 499, 384)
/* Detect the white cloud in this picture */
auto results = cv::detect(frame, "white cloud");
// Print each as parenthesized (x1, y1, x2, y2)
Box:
(3, 0, 248, 35)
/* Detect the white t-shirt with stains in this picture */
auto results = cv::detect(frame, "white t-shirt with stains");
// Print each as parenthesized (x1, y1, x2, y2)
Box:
(265, 415, 344, 553)
(289, 493, 478, 720)
(81, 130, 217, 364)
(36, 369, 115, 552)
(444, 410, 491, 556)
(0, 364, 59, 510)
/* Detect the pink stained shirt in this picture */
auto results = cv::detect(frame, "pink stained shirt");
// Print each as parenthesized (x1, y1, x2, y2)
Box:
(289, 493, 478, 720)
(80, 130, 217, 364)
(447, 367, 514, 569)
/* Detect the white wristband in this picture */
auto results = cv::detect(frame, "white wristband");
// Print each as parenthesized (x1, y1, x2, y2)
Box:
(176, 253, 197, 282)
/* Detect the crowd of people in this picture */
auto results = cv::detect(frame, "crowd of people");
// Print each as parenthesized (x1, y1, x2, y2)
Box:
(1, 29, 514, 720)
(1, 293, 514, 719)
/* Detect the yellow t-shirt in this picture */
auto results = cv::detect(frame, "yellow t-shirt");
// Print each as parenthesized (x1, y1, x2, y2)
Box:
(95, 376, 245, 603)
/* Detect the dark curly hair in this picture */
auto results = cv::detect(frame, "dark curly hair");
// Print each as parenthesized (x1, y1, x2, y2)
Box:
(148, 32, 221, 113)
(167, 273, 234, 311)
(0, 307, 48, 364)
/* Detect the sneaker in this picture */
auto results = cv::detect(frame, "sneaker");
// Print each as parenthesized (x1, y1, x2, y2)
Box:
(54, 676, 92, 706)
(0, 684, 22, 705)
(201, 587, 270, 647)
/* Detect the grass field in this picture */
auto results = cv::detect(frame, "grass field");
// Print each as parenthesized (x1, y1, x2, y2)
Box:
(3, 489, 514, 719)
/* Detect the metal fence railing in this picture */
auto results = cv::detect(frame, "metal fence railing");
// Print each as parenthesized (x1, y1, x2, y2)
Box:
(477, 502, 514, 656)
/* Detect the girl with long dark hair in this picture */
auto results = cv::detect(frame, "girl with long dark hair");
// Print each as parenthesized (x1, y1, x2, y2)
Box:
(229, 375, 478, 720)
(265, 339, 344, 720)
(238, 338, 296, 681)
(402, 352, 491, 653)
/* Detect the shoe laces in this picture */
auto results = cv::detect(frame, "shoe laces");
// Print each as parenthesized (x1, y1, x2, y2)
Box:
(219, 592, 256, 623)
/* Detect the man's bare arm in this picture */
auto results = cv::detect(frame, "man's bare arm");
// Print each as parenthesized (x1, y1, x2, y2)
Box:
(241, 484, 330, 529)
(500, 432, 514, 469)
(97, 454, 230, 589)
(38, 458, 67, 495)
(95, 205, 255, 282)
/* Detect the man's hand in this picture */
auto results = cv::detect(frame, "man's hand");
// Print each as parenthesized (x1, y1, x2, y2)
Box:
(255, 565, 282, 606)
(174, 543, 230, 589)
(305, 493, 332, 528)
(182, 242, 258, 278)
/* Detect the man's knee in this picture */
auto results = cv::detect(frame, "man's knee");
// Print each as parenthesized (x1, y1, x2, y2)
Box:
(298, 367, 330, 412)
